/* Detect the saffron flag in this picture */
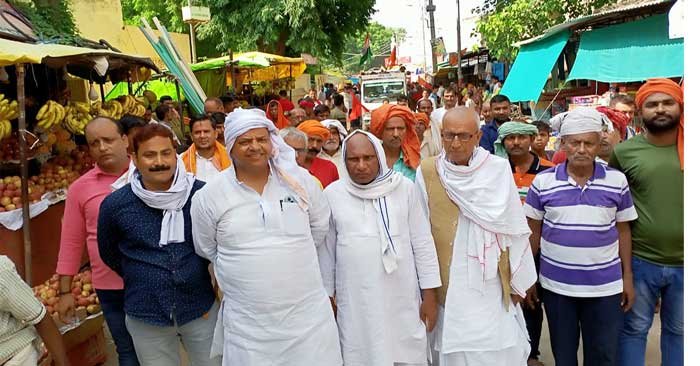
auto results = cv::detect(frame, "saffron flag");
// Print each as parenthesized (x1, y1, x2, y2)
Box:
(349, 91, 369, 121)
(389, 33, 397, 66)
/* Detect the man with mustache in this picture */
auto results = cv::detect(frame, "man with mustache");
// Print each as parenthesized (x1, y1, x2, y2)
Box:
(432, 86, 458, 127)
(320, 130, 440, 366)
(480, 94, 512, 154)
(417, 99, 443, 159)
(56, 117, 139, 365)
(98, 123, 219, 366)
(289, 107, 308, 127)
(526, 107, 637, 366)
(318, 119, 348, 178)
(297, 119, 340, 187)
(369, 104, 421, 181)
(611, 79, 684, 366)
(190, 108, 341, 365)
(181, 115, 231, 182)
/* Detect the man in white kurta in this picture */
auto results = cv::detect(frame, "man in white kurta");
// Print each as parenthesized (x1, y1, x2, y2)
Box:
(190, 108, 342, 365)
(321, 130, 442, 366)
(415, 107, 537, 366)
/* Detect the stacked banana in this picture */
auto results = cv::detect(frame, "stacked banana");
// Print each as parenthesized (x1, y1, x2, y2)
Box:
(0, 94, 19, 139)
(102, 100, 124, 119)
(63, 102, 92, 135)
(119, 95, 146, 117)
(36, 100, 66, 130)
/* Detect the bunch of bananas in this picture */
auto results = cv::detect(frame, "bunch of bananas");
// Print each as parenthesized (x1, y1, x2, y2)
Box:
(119, 95, 146, 117)
(36, 100, 66, 129)
(0, 94, 19, 139)
(63, 102, 92, 135)
(102, 100, 124, 119)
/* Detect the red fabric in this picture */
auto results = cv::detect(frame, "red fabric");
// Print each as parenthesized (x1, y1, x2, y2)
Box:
(266, 100, 289, 129)
(309, 157, 339, 188)
(596, 106, 630, 137)
(278, 97, 294, 112)
(369, 104, 421, 170)
(349, 91, 369, 121)
(635, 78, 684, 170)
(552, 150, 567, 165)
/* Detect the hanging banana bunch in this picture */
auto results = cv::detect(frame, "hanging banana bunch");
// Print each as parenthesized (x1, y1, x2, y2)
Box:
(0, 94, 19, 139)
(36, 100, 66, 130)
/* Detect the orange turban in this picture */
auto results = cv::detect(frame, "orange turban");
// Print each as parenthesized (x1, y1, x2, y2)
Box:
(369, 104, 421, 170)
(414, 112, 430, 127)
(297, 119, 330, 140)
(266, 100, 289, 130)
(635, 78, 684, 170)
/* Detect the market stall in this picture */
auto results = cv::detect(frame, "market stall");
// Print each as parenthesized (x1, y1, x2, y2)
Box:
(190, 51, 307, 106)
(0, 36, 158, 287)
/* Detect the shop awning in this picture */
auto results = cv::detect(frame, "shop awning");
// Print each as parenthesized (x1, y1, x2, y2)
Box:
(191, 51, 306, 82)
(567, 14, 683, 82)
(0, 37, 159, 74)
(500, 30, 569, 102)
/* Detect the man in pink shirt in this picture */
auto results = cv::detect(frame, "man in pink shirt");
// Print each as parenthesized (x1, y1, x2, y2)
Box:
(55, 117, 140, 365)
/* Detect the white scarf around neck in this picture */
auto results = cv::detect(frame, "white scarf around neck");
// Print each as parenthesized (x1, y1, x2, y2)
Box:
(341, 130, 404, 273)
(131, 156, 196, 246)
(436, 147, 531, 293)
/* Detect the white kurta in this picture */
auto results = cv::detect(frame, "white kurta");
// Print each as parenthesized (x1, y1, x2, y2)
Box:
(318, 150, 347, 179)
(321, 178, 441, 366)
(190, 166, 342, 366)
(415, 169, 532, 366)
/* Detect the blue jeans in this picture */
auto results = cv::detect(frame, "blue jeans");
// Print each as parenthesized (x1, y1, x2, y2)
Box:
(618, 256, 684, 366)
(542, 289, 622, 366)
(95, 289, 140, 366)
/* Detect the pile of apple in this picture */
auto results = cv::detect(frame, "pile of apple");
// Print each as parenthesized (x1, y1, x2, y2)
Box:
(34, 271, 101, 318)
(0, 176, 43, 212)
(0, 135, 38, 161)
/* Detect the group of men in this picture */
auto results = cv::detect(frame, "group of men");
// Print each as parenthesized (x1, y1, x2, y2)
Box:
(0, 76, 680, 366)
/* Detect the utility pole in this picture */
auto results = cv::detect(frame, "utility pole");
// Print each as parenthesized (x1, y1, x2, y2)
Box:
(187, 0, 197, 63)
(456, 0, 463, 85)
(419, 0, 428, 74)
(427, 0, 437, 73)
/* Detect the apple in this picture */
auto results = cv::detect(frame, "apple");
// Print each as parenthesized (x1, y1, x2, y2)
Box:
(0, 197, 10, 206)
(81, 290, 89, 297)
(6, 183, 16, 191)
(71, 287, 81, 296)
(5, 204, 15, 210)
(11, 197, 21, 205)
(77, 298, 89, 307)
(0, 182, 5, 190)
(82, 284, 92, 292)
(1, 190, 10, 198)
(0, 207, 5, 212)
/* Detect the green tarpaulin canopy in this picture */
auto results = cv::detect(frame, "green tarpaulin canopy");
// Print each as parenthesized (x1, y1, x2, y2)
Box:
(500, 30, 570, 102)
(105, 79, 183, 101)
(567, 14, 684, 82)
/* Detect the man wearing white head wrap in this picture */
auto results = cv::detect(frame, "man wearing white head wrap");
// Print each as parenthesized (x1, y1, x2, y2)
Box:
(320, 130, 441, 366)
(319, 119, 348, 177)
(525, 106, 637, 365)
(189, 108, 342, 365)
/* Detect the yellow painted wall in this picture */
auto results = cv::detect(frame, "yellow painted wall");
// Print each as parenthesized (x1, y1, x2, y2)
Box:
(69, 0, 192, 71)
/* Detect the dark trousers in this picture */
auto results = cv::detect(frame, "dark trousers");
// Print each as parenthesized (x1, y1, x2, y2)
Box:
(542, 289, 623, 366)
(96, 289, 141, 366)
(523, 253, 543, 360)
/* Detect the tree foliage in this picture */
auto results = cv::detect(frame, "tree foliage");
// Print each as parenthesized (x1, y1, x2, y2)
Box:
(121, 0, 376, 63)
(473, 0, 616, 62)
(340, 21, 406, 74)
(11, 0, 78, 43)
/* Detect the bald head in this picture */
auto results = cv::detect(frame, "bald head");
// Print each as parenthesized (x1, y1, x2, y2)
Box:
(443, 106, 480, 131)
(345, 133, 380, 185)
(441, 107, 482, 166)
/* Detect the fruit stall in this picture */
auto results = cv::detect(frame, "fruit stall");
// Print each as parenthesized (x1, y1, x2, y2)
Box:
(0, 36, 158, 289)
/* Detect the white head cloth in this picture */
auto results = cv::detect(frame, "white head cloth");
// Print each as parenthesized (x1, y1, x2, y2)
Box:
(320, 119, 348, 140)
(436, 147, 534, 295)
(130, 156, 196, 246)
(549, 107, 612, 136)
(224, 108, 309, 210)
(341, 130, 404, 273)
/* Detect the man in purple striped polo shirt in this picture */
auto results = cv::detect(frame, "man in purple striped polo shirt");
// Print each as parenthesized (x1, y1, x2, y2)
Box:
(523, 107, 638, 366)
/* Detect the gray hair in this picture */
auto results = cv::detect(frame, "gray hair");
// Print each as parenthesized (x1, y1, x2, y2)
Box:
(279, 127, 308, 148)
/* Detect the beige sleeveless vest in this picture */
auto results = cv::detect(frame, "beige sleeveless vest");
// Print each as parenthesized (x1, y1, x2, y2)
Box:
(421, 156, 511, 309)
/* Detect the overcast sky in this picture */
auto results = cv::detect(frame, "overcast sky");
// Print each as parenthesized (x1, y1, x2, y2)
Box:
(371, 0, 483, 71)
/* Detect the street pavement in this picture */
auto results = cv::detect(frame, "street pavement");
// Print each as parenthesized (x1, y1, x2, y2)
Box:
(103, 313, 664, 365)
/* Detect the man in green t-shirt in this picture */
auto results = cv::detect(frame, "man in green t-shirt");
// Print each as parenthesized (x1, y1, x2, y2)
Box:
(609, 78, 683, 366)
